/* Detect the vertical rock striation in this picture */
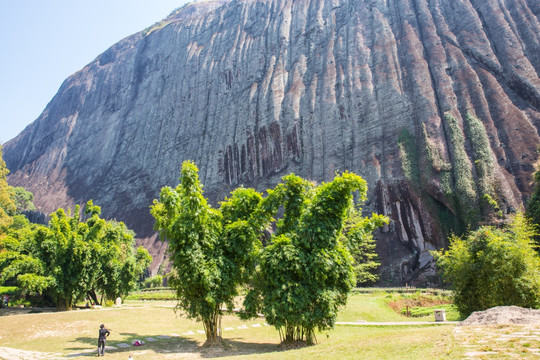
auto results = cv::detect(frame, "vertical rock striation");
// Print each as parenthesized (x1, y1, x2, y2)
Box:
(5, 0, 540, 283)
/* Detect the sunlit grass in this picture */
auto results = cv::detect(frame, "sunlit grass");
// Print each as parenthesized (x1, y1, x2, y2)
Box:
(0, 292, 467, 359)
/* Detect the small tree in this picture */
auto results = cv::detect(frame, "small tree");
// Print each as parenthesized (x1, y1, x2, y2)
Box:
(151, 161, 264, 345)
(526, 170, 540, 249)
(434, 213, 540, 317)
(143, 275, 163, 288)
(342, 208, 388, 286)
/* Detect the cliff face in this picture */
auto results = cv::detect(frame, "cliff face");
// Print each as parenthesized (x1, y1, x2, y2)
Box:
(5, 0, 540, 284)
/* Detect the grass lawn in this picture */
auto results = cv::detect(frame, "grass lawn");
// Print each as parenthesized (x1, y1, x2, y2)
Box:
(0, 293, 466, 359)
(338, 292, 461, 322)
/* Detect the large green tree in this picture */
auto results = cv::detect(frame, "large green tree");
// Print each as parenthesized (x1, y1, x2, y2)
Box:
(243, 173, 387, 345)
(434, 213, 540, 317)
(0, 201, 151, 310)
(151, 161, 264, 344)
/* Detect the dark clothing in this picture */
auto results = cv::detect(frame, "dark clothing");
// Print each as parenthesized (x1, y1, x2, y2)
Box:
(98, 339, 106, 356)
(97, 327, 110, 356)
(99, 328, 110, 340)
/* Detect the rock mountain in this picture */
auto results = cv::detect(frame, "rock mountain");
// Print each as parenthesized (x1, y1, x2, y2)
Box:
(4, 0, 540, 283)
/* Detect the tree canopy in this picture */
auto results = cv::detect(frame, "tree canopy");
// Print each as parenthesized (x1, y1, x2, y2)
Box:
(0, 201, 151, 310)
(0, 146, 16, 233)
(152, 162, 386, 346)
(151, 161, 264, 344)
(242, 173, 387, 345)
(433, 213, 540, 317)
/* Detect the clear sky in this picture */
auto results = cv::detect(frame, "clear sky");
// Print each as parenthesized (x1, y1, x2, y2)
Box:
(0, 0, 191, 144)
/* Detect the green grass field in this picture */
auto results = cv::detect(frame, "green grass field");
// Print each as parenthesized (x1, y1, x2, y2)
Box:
(1, 291, 537, 359)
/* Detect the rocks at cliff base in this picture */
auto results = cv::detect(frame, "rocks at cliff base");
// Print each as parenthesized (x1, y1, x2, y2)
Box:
(460, 306, 540, 326)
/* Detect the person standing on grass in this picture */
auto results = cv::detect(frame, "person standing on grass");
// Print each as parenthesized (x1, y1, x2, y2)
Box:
(97, 324, 110, 356)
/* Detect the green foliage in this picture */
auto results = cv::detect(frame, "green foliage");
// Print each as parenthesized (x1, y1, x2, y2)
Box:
(464, 113, 501, 219)
(11, 187, 36, 212)
(526, 170, 540, 247)
(443, 113, 479, 226)
(397, 129, 420, 187)
(342, 209, 388, 285)
(433, 213, 540, 317)
(243, 172, 386, 345)
(153, 163, 386, 346)
(151, 161, 264, 344)
(0, 201, 151, 310)
(143, 275, 163, 289)
(464, 114, 494, 195)
(422, 124, 452, 175)
(0, 146, 16, 232)
(0, 286, 18, 296)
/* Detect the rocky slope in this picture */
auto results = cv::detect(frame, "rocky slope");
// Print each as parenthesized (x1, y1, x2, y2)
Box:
(5, 0, 540, 283)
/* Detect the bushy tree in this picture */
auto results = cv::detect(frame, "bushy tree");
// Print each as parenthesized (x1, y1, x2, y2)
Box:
(151, 161, 264, 345)
(143, 275, 163, 288)
(0, 146, 16, 233)
(243, 173, 387, 345)
(434, 214, 540, 317)
(0, 201, 151, 310)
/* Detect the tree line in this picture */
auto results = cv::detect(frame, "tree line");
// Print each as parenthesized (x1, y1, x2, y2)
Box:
(0, 147, 152, 310)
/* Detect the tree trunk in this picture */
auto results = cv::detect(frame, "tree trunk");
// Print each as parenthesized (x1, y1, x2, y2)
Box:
(56, 297, 72, 311)
(87, 290, 99, 305)
(305, 327, 316, 346)
(202, 311, 222, 346)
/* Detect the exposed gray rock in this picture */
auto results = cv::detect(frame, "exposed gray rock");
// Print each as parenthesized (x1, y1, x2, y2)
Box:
(5, 0, 540, 283)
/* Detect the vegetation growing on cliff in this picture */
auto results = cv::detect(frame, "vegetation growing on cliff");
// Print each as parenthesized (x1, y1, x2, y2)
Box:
(397, 129, 420, 188)
(463, 113, 501, 218)
(443, 113, 479, 226)
(398, 112, 503, 237)
(421, 124, 453, 196)
(526, 167, 540, 248)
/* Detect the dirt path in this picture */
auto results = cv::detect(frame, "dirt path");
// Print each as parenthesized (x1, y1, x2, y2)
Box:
(0, 347, 64, 360)
(336, 321, 459, 325)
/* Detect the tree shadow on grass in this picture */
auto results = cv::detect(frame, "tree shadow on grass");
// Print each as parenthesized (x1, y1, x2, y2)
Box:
(200, 338, 284, 358)
(67, 334, 284, 358)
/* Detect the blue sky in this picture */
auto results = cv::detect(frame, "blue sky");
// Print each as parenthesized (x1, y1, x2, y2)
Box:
(0, 0, 191, 144)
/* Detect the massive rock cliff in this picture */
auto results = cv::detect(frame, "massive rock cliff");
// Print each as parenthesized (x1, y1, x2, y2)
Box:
(5, 0, 540, 284)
